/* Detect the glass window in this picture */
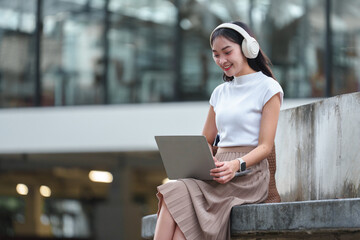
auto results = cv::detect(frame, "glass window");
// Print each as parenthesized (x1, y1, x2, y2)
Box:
(44, 199, 91, 238)
(331, 0, 360, 96)
(42, 0, 106, 106)
(254, 0, 326, 98)
(0, 0, 37, 107)
(108, 0, 177, 103)
(0, 0, 358, 106)
(0, 196, 25, 235)
(105, 0, 329, 103)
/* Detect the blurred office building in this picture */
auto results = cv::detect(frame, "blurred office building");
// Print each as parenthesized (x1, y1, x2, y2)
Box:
(0, 0, 359, 239)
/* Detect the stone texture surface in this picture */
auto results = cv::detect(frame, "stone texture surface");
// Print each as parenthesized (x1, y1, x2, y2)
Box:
(275, 92, 360, 202)
(232, 231, 360, 240)
(231, 198, 360, 234)
(141, 214, 157, 239)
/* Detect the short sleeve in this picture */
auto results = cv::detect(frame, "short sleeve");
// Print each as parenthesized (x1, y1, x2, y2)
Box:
(263, 80, 284, 107)
(209, 84, 222, 108)
(209, 93, 216, 107)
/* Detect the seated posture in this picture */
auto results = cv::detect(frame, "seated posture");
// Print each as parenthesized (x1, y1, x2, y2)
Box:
(154, 21, 283, 240)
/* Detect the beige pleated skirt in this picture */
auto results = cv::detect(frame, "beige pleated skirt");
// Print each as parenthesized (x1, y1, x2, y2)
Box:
(156, 146, 270, 240)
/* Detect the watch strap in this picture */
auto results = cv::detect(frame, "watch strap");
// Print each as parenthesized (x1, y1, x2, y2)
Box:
(236, 157, 246, 172)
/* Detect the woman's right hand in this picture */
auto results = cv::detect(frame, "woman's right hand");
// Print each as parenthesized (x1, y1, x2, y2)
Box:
(210, 157, 237, 184)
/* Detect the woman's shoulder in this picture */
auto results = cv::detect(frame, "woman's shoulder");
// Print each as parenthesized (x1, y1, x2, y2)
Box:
(259, 73, 282, 90)
(209, 81, 230, 106)
(211, 81, 228, 94)
(258, 72, 284, 105)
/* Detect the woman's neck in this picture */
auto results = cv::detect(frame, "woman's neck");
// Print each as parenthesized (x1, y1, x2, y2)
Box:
(234, 64, 256, 77)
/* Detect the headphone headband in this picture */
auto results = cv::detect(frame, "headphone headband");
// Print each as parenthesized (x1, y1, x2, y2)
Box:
(210, 23, 260, 59)
(210, 23, 252, 45)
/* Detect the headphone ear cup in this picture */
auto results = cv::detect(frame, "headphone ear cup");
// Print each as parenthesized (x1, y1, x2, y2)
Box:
(242, 37, 259, 59)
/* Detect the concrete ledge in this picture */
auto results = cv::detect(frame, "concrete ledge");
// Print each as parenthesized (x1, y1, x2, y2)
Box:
(231, 198, 360, 236)
(142, 214, 157, 239)
(142, 198, 360, 239)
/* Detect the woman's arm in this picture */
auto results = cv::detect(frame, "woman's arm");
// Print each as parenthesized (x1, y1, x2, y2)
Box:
(239, 93, 281, 166)
(210, 93, 281, 184)
(202, 106, 218, 155)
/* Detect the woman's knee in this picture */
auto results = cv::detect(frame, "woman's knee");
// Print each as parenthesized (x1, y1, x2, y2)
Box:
(165, 180, 186, 190)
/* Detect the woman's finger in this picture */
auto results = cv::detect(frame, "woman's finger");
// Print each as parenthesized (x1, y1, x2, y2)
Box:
(214, 175, 229, 184)
(220, 174, 233, 184)
(213, 168, 235, 184)
(215, 161, 224, 168)
(210, 163, 224, 173)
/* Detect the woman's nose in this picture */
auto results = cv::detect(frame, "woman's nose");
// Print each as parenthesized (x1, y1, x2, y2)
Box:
(218, 56, 227, 65)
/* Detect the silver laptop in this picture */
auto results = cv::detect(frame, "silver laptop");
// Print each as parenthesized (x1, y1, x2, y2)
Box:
(155, 135, 250, 180)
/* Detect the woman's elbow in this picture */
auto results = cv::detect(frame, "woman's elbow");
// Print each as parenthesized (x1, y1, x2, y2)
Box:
(258, 143, 274, 157)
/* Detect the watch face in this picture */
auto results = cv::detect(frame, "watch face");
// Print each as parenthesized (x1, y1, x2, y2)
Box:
(240, 162, 246, 171)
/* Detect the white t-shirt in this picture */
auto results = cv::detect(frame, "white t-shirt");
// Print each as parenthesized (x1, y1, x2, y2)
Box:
(209, 71, 283, 147)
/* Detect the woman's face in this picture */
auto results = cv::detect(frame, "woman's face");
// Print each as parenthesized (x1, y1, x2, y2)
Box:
(212, 36, 253, 77)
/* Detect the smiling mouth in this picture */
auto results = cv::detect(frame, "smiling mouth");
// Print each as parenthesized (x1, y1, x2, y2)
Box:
(223, 65, 232, 71)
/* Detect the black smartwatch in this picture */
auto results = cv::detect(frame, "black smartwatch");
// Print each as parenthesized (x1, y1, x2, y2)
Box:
(236, 158, 246, 172)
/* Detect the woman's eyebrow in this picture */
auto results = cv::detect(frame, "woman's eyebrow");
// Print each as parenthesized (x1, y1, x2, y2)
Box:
(212, 46, 231, 52)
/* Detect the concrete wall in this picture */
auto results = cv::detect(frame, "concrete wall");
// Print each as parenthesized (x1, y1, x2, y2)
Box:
(275, 92, 360, 202)
(0, 102, 209, 153)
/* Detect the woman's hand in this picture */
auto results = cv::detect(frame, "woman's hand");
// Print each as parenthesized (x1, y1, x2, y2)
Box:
(210, 157, 238, 184)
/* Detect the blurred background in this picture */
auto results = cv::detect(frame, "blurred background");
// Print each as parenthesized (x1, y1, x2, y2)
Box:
(0, 0, 359, 239)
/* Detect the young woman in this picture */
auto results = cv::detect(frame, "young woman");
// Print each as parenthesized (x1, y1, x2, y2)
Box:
(154, 21, 283, 240)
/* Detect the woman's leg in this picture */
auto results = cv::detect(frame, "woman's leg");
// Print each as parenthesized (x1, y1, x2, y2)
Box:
(172, 225, 186, 240)
(154, 200, 176, 240)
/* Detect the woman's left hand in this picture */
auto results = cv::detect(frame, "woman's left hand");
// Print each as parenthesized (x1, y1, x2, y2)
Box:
(210, 159, 238, 184)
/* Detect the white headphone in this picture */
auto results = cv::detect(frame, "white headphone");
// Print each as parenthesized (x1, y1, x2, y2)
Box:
(210, 23, 260, 59)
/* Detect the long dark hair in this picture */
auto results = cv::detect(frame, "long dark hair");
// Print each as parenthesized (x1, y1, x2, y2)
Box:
(210, 21, 276, 82)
